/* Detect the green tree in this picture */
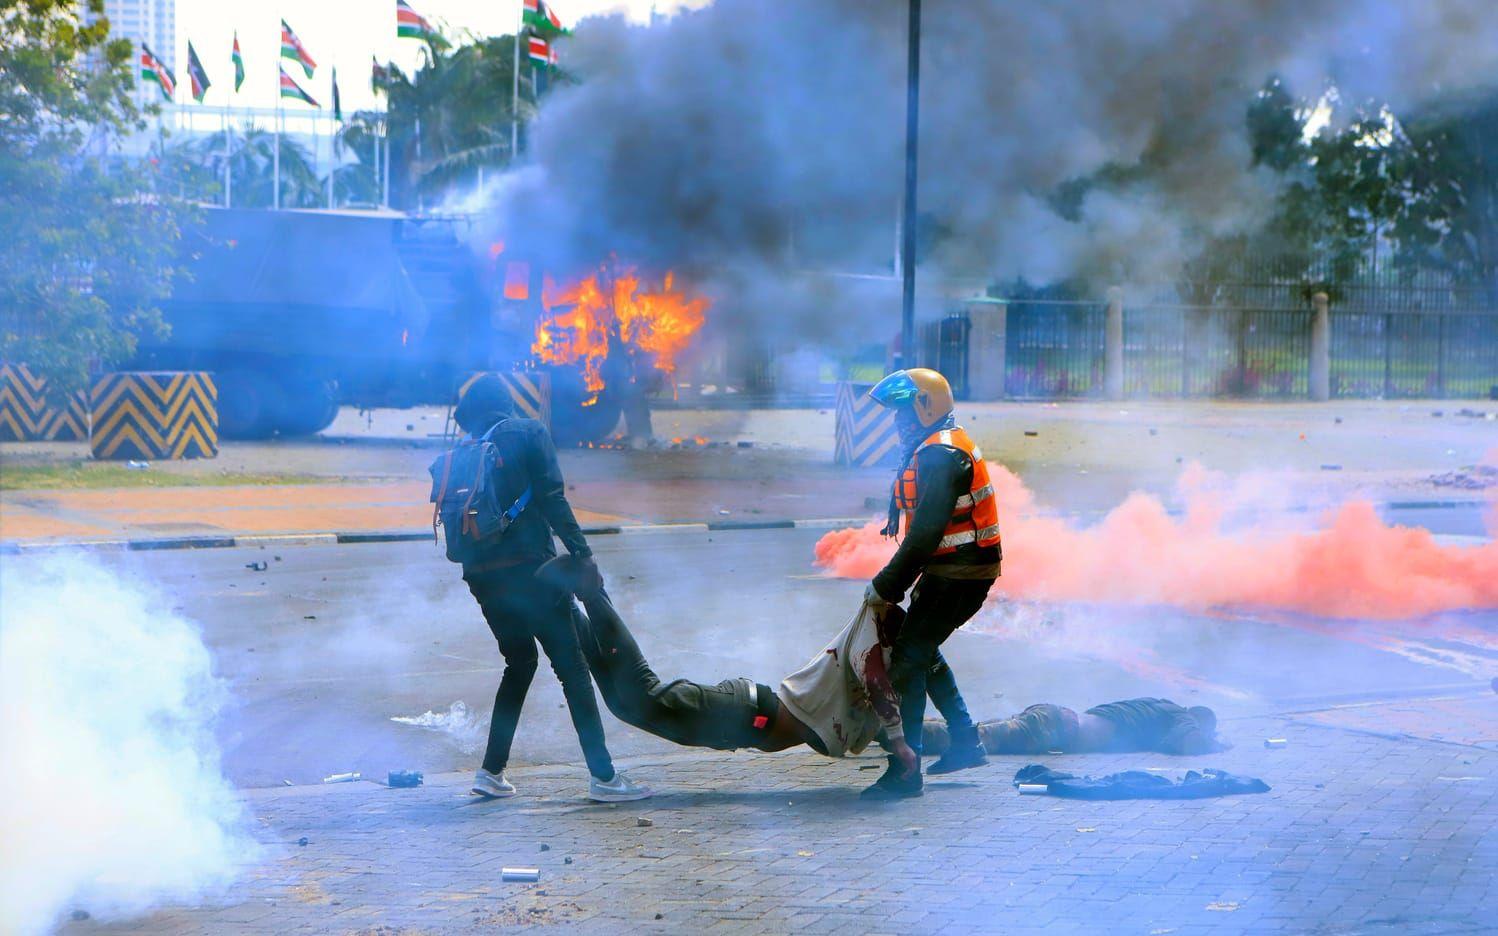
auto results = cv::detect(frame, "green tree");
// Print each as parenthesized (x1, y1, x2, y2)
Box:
(354, 33, 542, 209)
(0, 0, 191, 397)
(1391, 90, 1498, 303)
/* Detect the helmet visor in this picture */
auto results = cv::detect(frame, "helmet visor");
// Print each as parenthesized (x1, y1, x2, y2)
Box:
(868, 370, 919, 409)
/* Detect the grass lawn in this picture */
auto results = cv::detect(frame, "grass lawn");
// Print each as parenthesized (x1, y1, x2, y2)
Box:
(0, 462, 331, 491)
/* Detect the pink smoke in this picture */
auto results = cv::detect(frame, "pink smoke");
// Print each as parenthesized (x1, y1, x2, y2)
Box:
(814, 463, 1498, 620)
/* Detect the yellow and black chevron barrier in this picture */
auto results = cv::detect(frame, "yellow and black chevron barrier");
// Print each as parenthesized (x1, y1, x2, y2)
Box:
(0, 363, 89, 441)
(90, 372, 218, 460)
(833, 381, 900, 467)
(456, 371, 552, 427)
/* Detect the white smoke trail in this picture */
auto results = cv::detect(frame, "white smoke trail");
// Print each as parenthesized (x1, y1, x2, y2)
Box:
(391, 700, 488, 754)
(0, 555, 257, 935)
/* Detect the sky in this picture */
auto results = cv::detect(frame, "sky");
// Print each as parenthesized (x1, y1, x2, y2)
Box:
(170, 0, 710, 116)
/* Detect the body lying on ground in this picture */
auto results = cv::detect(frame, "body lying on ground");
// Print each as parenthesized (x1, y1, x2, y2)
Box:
(540, 557, 920, 777)
(918, 699, 1225, 756)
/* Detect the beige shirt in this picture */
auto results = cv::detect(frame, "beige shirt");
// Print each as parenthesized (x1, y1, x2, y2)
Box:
(776, 603, 904, 757)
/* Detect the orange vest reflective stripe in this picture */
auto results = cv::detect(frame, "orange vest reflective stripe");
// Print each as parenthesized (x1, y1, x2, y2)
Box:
(894, 426, 1001, 556)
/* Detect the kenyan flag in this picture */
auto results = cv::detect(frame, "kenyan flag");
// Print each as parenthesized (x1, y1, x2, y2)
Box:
(396, 0, 437, 40)
(186, 41, 211, 102)
(232, 33, 245, 91)
(280, 19, 316, 78)
(527, 34, 557, 68)
(139, 43, 175, 100)
(523, 0, 568, 38)
(279, 66, 319, 107)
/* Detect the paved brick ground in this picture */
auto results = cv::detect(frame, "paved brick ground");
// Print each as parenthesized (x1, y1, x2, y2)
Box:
(57, 702, 1497, 935)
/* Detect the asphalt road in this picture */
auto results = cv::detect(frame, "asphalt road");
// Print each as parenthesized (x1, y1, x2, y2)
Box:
(37, 507, 1498, 789)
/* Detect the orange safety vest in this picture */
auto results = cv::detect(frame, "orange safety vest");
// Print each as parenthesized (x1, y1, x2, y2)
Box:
(894, 426, 1001, 555)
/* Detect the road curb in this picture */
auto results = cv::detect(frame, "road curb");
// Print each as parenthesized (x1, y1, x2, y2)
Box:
(0, 517, 876, 555)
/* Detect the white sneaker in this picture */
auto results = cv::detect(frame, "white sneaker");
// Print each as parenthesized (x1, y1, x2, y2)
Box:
(587, 770, 652, 802)
(472, 768, 516, 798)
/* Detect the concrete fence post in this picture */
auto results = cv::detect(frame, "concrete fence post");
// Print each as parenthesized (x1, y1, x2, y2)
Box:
(1104, 286, 1124, 400)
(1309, 291, 1331, 401)
(966, 298, 1007, 400)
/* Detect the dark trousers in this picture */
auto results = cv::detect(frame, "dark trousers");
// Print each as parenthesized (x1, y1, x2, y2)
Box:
(573, 592, 769, 751)
(465, 564, 614, 780)
(886, 575, 995, 758)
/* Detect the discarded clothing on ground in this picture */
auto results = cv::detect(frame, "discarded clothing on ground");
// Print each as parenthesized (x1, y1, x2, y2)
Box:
(1013, 764, 1269, 800)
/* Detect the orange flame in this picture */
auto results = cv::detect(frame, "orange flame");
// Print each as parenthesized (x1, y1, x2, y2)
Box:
(532, 261, 709, 399)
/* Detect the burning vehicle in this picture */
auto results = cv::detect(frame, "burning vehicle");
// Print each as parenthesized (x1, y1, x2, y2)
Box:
(139, 207, 709, 443)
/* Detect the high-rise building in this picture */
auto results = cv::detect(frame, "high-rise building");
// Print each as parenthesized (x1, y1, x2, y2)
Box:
(99, 0, 176, 82)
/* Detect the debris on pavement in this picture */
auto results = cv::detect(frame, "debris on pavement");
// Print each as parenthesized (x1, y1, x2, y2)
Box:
(246, 560, 269, 572)
(298, 837, 309, 847)
(1023, 430, 1039, 437)
(1205, 901, 1240, 912)
(501, 868, 540, 882)
(1013, 765, 1270, 799)
(1429, 465, 1498, 490)
(322, 772, 361, 783)
(636, 817, 654, 828)
(387, 770, 423, 788)
(539, 843, 550, 851)
(1018, 783, 1049, 795)
(564, 857, 573, 865)
(1264, 738, 1288, 749)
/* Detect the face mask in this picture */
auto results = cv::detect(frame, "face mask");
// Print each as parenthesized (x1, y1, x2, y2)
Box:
(897, 410, 927, 450)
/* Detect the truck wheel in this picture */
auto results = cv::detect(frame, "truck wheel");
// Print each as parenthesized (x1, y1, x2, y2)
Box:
(271, 377, 340, 436)
(215, 370, 278, 439)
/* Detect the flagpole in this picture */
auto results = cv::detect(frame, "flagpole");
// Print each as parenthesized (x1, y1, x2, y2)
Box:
(511, 0, 522, 162)
(274, 96, 281, 210)
(372, 107, 380, 208)
(222, 103, 231, 208)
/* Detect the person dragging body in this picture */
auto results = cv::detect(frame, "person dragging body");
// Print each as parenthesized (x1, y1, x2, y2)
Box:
(861, 368, 1003, 799)
(538, 556, 922, 788)
(432, 375, 649, 803)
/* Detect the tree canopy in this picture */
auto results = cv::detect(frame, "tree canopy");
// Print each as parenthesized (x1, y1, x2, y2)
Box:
(0, 0, 191, 396)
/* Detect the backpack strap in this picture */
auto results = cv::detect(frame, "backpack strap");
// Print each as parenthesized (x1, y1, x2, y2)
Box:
(459, 451, 487, 538)
(503, 485, 533, 526)
(431, 451, 456, 545)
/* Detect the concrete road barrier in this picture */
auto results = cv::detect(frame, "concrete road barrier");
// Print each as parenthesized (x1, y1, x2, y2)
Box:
(833, 381, 899, 467)
(0, 363, 89, 441)
(90, 371, 218, 460)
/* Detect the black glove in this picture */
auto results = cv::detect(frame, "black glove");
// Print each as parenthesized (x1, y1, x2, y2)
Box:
(573, 555, 603, 596)
(536, 554, 604, 597)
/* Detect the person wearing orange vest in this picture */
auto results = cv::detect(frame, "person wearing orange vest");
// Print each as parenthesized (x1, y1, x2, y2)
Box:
(861, 368, 1001, 800)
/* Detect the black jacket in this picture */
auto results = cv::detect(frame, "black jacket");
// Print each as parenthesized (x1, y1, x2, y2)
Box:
(461, 417, 591, 573)
(872, 444, 1000, 602)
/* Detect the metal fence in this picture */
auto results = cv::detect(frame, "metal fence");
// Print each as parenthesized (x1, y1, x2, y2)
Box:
(998, 299, 1497, 400)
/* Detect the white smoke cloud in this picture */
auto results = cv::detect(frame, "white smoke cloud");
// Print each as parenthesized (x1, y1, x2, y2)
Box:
(0, 555, 258, 935)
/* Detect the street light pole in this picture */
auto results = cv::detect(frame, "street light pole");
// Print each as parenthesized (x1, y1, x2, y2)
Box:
(898, 0, 921, 369)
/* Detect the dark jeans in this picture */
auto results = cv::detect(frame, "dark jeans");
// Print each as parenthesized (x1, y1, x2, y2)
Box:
(465, 563, 614, 780)
(886, 575, 995, 758)
(573, 591, 773, 751)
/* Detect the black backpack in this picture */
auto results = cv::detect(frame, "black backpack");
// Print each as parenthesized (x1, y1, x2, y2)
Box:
(428, 422, 532, 564)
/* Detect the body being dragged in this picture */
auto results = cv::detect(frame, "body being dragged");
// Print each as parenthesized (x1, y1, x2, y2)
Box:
(544, 557, 919, 775)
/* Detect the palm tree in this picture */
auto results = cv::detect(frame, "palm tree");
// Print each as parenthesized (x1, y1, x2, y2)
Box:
(354, 34, 541, 210)
(214, 128, 322, 209)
